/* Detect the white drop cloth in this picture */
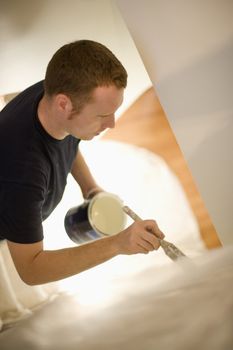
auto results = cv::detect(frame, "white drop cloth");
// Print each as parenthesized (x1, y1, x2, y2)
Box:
(0, 245, 232, 350)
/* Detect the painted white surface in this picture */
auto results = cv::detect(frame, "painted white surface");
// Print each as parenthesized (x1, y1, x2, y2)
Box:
(116, 0, 233, 245)
(0, 0, 151, 117)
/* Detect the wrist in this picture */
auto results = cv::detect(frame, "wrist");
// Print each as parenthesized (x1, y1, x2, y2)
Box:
(105, 234, 122, 256)
(85, 186, 104, 200)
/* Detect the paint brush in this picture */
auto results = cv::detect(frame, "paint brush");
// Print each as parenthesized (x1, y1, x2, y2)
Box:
(123, 205, 186, 261)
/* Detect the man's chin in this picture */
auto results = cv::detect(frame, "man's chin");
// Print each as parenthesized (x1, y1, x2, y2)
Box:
(80, 135, 96, 141)
(75, 131, 101, 140)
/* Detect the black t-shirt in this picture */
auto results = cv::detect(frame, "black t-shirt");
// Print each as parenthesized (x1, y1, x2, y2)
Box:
(0, 81, 80, 243)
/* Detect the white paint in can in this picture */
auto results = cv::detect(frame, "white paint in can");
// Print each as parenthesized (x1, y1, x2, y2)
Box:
(88, 192, 126, 235)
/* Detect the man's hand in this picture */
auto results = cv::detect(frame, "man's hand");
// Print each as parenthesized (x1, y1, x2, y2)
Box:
(114, 220, 165, 255)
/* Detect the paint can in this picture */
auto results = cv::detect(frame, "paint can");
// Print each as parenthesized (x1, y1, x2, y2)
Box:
(64, 192, 126, 244)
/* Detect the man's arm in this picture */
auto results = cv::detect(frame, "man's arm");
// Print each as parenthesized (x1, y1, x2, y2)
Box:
(71, 149, 103, 199)
(7, 219, 165, 285)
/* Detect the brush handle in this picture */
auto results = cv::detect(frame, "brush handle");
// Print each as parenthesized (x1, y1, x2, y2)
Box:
(123, 205, 186, 261)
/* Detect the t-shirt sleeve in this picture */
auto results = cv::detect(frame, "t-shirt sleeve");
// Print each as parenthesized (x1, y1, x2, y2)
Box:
(0, 182, 45, 243)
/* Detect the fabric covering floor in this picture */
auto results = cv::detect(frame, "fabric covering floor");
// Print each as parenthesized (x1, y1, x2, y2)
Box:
(1, 245, 232, 350)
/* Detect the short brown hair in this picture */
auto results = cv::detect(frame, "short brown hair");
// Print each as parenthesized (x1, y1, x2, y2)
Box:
(44, 40, 127, 111)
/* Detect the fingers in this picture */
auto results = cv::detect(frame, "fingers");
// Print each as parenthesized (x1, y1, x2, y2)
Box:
(137, 234, 159, 253)
(136, 220, 165, 253)
(116, 219, 166, 255)
(144, 220, 165, 240)
(141, 233, 160, 250)
(136, 242, 151, 254)
(136, 239, 157, 254)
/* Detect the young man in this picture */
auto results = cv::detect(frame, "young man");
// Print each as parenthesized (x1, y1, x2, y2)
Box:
(0, 40, 165, 286)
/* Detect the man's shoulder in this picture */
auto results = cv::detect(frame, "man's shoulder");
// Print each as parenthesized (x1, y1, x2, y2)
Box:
(0, 80, 44, 116)
(0, 80, 44, 134)
(10, 80, 44, 108)
(0, 80, 48, 173)
(21, 80, 44, 97)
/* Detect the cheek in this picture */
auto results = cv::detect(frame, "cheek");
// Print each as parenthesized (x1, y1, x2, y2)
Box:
(75, 118, 94, 129)
(71, 115, 101, 132)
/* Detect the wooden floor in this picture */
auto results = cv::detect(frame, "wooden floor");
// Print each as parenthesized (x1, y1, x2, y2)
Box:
(103, 87, 221, 249)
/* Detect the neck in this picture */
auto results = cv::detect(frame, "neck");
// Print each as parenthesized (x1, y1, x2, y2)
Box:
(37, 96, 68, 140)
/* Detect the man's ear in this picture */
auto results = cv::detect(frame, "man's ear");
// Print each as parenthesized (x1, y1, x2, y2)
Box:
(55, 94, 73, 114)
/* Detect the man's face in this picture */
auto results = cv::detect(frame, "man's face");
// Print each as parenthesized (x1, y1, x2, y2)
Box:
(65, 85, 124, 140)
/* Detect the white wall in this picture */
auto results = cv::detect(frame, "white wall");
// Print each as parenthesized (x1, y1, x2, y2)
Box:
(0, 0, 151, 116)
(116, 0, 233, 245)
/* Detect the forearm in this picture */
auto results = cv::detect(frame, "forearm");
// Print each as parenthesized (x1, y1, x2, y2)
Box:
(25, 236, 119, 285)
